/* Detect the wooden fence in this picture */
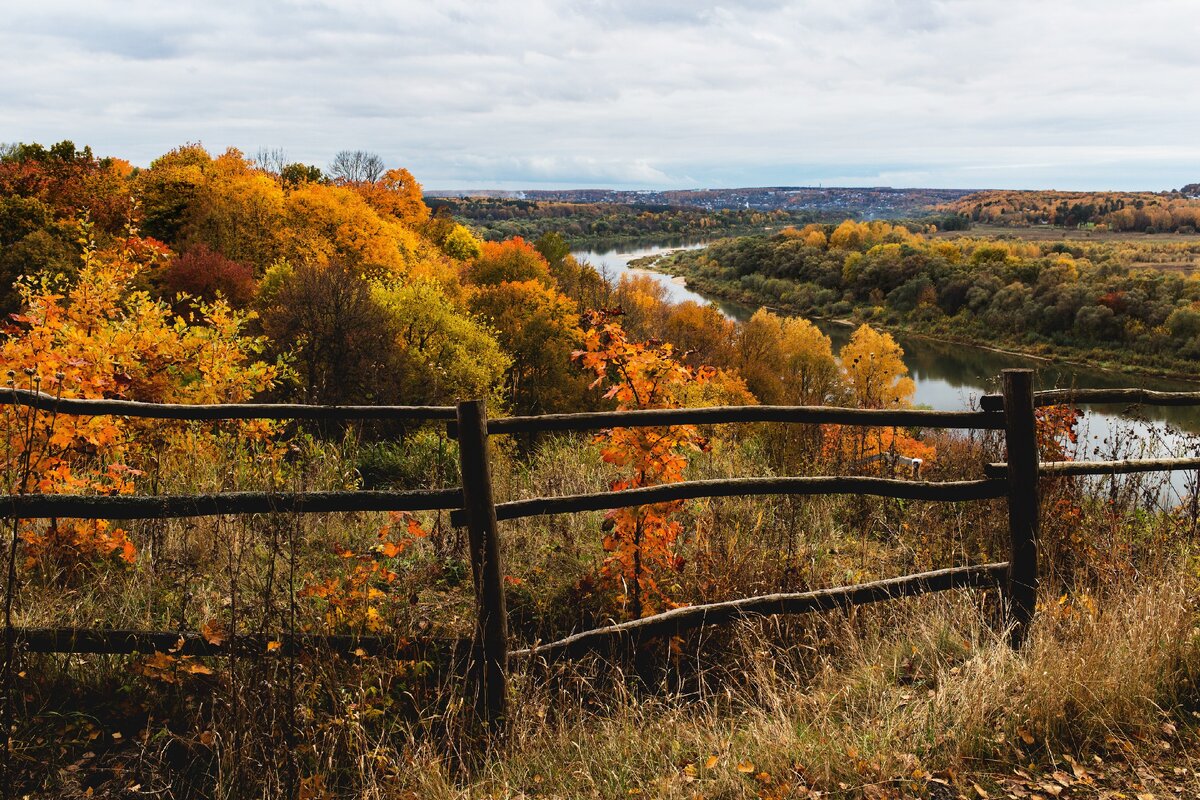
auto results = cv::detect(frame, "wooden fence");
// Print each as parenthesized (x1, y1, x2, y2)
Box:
(4, 368, 1200, 725)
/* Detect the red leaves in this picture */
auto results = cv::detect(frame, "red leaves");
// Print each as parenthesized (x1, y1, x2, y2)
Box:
(1035, 405, 1083, 461)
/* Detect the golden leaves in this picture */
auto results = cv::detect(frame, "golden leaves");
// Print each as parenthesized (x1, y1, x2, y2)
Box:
(3, 233, 281, 577)
(201, 620, 227, 647)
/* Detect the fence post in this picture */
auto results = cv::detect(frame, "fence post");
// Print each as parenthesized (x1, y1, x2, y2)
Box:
(455, 399, 509, 727)
(1001, 369, 1039, 648)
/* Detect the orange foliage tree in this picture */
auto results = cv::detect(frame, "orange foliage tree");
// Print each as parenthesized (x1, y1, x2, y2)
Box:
(464, 237, 553, 287)
(1, 219, 279, 578)
(468, 279, 588, 414)
(574, 313, 715, 617)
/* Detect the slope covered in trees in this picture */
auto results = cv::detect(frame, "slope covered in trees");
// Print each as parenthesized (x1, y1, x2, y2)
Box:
(429, 195, 813, 247)
(938, 188, 1200, 233)
(654, 220, 1200, 375)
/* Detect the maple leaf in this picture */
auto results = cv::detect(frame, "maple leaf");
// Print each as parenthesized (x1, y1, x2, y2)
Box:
(200, 620, 227, 647)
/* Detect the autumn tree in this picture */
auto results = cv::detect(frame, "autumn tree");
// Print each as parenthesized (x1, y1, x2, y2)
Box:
(574, 313, 714, 617)
(2, 220, 278, 576)
(662, 301, 736, 369)
(0, 195, 77, 312)
(156, 244, 256, 308)
(374, 279, 509, 406)
(281, 183, 419, 274)
(827, 324, 930, 472)
(257, 260, 402, 404)
(280, 162, 326, 188)
(469, 279, 588, 414)
(0, 140, 133, 235)
(355, 167, 429, 226)
(464, 237, 553, 287)
(179, 148, 285, 271)
(136, 143, 212, 243)
(440, 224, 483, 261)
(612, 273, 671, 341)
(839, 324, 915, 409)
(534, 231, 571, 269)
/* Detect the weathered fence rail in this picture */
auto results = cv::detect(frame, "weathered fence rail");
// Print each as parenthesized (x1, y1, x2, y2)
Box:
(450, 404, 1005, 437)
(12, 627, 469, 659)
(985, 457, 1200, 479)
(512, 562, 1009, 661)
(6, 370, 1200, 725)
(2, 388, 458, 421)
(452, 476, 1007, 526)
(0, 489, 462, 519)
(980, 386, 1200, 411)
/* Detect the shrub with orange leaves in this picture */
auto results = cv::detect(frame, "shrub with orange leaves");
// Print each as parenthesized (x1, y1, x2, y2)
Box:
(574, 312, 718, 617)
(1035, 404, 1083, 462)
(1, 217, 280, 579)
(299, 512, 427, 633)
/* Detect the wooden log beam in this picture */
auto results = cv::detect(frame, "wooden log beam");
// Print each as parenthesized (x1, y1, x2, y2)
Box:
(12, 627, 468, 659)
(0, 488, 463, 520)
(982, 388, 1200, 411)
(512, 563, 1009, 661)
(446, 405, 1003, 438)
(456, 399, 509, 726)
(451, 476, 1007, 526)
(0, 388, 456, 421)
(985, 457, 1200, 479)
(1032, 388, 1200, 408)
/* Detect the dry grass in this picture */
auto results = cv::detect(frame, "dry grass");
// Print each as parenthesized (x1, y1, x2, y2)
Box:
(388, 567, 1199, 799)
(5, 422, 1200, 798)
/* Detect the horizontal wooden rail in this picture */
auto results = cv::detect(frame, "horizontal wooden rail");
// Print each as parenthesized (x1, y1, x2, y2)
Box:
(512, 562, 1008, 660)
(12, 627, 469, 659)
(985, 457, 1200, 479)
(1034, 388, 1200, 408)
(981, 388, 1200, 412)
(0, 388, 457, 421)
(451, 477, 1007, 525)
(0, 488, 463, 520)
(447, 405, 1004, 438)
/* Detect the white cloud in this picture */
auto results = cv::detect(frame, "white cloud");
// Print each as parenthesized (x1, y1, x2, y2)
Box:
(1, 0, 1197, 189)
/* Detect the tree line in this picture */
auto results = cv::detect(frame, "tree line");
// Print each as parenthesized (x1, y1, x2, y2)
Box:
(430, 195, 812, 246)
(656, 220, 1200, 374)
(939, 188, 1200, 233)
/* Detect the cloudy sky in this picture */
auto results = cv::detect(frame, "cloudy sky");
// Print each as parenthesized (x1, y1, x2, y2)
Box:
(3, 0, 1198, 191)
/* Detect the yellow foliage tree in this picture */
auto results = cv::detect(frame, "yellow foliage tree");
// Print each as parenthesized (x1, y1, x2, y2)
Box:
(2, 222, 279, 577)
(838, 324, 915, 409)
(281, 183, 421, 273)
(829, 324, 931, 471)
(737, 309, 840, 406)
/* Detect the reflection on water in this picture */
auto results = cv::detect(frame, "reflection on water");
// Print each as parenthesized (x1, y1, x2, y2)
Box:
(574, 241, 1200, 467)
(576, 242, 714, 306)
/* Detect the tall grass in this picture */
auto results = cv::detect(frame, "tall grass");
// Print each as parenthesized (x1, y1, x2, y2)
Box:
(5, 419, 1200, 797)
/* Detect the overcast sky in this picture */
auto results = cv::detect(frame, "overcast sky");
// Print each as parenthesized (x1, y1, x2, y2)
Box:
(2, 0, 1198, 191)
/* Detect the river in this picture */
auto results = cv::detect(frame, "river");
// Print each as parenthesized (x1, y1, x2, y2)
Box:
(575, 241, 1200, 482)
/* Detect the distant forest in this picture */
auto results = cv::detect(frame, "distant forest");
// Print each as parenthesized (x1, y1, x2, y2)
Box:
(653, 220, 1200, 376)
(427, 195, 813, 245)
(939, 188, 1200, 233)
